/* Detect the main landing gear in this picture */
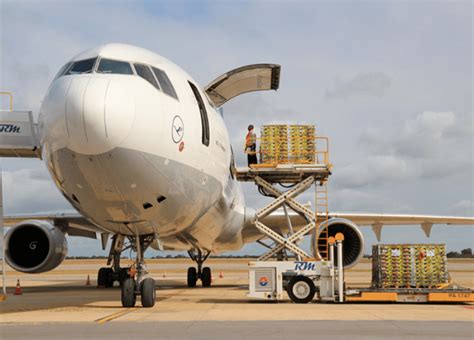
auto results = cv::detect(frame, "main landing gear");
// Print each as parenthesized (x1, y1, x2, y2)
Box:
(187, 248, 212, 288)
(120, 234, 156, 308)
(97, 235, 130, 288)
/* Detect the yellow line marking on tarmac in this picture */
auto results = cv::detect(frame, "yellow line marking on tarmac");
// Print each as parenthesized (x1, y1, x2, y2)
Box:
(95, 308, 138, 324)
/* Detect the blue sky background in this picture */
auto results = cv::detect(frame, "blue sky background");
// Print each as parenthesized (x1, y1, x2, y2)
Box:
(0, 0, 472, 257)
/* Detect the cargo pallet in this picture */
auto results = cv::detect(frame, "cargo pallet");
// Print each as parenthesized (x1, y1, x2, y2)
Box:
(346, 288, 474, 303)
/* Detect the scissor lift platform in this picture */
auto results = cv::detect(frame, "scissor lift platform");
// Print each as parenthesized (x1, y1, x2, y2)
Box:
(235, 164, 331, 184)
(235, 124, 333, 262)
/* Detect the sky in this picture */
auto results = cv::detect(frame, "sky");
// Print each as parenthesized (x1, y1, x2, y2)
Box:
(0, 0, 472, 257)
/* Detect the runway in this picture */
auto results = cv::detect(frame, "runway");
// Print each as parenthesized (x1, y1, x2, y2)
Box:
(3, 321, 473, 339)
(1, 258, 473, 338)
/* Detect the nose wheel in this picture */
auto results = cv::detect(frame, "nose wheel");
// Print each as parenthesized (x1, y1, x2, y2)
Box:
(120, 234, 157, 308)
(187, 249, 212, 287)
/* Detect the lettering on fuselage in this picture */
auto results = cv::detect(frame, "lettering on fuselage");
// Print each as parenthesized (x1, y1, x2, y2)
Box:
(294, 261, 316, 271)
(0, 124, 20, 133)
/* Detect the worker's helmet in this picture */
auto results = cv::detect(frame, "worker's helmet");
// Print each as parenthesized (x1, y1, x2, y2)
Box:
(248, 124, 254, 131)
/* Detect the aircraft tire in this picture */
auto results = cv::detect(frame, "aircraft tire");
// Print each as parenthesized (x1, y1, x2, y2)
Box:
(121, 277, 136, 307)
(140, 278, 156, 308)
(287, 275, 316, 304)
(201, 267, 211, 287)
(97, 267, 113, 287)
(104, 268, 114, 288)
(118, 268, 129, 286)
(187, 267, 197, 287)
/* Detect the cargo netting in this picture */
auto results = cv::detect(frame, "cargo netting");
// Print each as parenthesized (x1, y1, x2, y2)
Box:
(371, 244, 449, 289)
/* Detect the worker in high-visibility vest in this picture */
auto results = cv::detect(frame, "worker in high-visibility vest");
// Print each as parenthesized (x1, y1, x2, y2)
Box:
(245, 124, 258, 167)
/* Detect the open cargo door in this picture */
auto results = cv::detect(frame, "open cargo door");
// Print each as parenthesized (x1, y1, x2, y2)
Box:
(0, 111, 40, 158)
(205, 64, 281, 107)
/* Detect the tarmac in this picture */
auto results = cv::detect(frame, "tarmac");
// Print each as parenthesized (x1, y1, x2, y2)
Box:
(1, 258, 473, 339)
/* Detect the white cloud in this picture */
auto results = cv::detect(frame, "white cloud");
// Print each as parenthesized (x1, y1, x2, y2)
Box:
(449, 200, 474, 216)
(335, 155, 415, 189)
(356, 110, 472, 178)
(2, 164, 72, 215)
(325, 72, 392, 100)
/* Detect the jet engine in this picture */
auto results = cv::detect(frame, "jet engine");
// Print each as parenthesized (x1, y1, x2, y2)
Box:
(5, 220, 68, 273)
(311, 218, 364, 269)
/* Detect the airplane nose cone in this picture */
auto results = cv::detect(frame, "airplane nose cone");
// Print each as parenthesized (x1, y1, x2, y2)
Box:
(65, 77, 135, 155)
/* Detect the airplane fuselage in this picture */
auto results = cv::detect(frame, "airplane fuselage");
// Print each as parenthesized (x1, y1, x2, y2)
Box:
(39, 44, 247, 253)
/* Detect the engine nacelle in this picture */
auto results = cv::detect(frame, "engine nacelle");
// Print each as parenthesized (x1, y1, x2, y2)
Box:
(311, 218, 364, 269)
(5, 220, 68, 273)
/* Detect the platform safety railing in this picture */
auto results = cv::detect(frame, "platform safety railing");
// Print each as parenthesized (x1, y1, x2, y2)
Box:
(0, 92, 13, 112)
(244, 135, 330, 168)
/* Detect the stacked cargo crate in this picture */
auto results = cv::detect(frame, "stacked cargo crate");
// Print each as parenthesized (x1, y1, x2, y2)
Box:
(260, 125, 288, 165)
(288, 125, 316, 164)
(372, 244, 449, 289)
(259, 125, 316, 166)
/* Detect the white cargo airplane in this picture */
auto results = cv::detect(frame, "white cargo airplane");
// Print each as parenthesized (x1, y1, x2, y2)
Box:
(1, 44, 472, 307)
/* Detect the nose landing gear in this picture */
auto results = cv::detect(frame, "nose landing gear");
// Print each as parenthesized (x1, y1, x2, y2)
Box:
(120, 234, 156, 308)
(187, 248, 212, 287)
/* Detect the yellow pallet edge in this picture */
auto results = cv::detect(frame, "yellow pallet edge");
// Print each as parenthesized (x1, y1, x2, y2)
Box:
(346, 291, 474, 303)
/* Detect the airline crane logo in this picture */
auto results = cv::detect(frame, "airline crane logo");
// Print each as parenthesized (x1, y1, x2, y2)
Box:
(259, 276, 269, 287)
(171, 115, 184, 143)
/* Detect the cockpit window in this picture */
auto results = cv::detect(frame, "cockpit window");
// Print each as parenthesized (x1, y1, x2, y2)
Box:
(53, 62, 72, 80)
(151, 67, 178, 100)
(66, 58, 97, 75)
(97, 58, 133, 74)
(134, 63, 160, 90)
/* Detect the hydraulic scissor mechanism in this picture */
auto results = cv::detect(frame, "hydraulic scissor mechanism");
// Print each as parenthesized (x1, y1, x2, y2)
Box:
(254, 175, 328, 261)
(187, 248, 212, 287)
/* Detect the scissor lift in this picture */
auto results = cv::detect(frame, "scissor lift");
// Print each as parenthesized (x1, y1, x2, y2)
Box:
(0, 92, 40, 301)
(235, 125, 332, 261)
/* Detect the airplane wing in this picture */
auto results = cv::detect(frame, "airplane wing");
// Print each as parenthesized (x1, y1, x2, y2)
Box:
(330, 212, 474, 241)
(205, 64, 281, 107)
(242, 210, 474, 243)
(2, 213, 103, 239)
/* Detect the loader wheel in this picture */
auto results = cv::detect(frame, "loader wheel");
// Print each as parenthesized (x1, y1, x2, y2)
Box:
(287, 275, 316, 304)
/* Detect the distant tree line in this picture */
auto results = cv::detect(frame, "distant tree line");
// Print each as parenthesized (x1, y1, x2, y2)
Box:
(66, 254, 260, 259)
(66, 249, 473, 259)
(447, 248, 473, 258)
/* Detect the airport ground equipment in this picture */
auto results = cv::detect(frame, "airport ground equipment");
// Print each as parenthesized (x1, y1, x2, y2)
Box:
(248, 236, 344, 303)
(345, 286, 474, 303)
(345, 243, 474, 303)
(0, 92, 39, 158)
(248, 235, 474, 304)
(236, 124, 332, 261)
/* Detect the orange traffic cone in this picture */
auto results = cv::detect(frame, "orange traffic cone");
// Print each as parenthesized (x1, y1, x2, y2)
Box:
(14, 279, 22, 295)
(219, 271, 224, 279)
(86, 275, 91, 286)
